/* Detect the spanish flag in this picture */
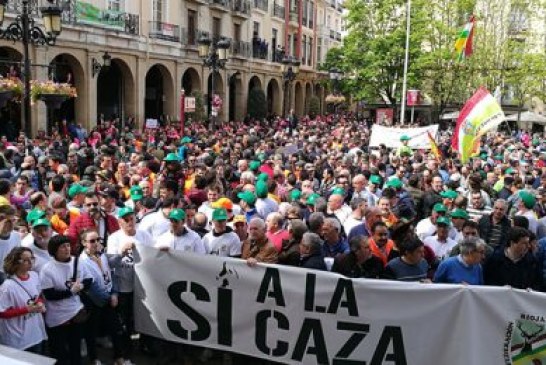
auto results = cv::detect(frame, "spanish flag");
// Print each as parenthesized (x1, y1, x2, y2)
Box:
(428, 131, 442, 161)
(454, 16, 475, 61)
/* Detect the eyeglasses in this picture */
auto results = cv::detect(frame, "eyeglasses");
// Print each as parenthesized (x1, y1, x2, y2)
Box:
(86, 202, 99, 207)
(86, 238, 100, 243)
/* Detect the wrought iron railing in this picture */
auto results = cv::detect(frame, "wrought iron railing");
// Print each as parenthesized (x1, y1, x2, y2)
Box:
(181, 28, 210, 46)
(252, 37, 268, 60)
(149, 21, 180, 42)
(273, 4, 285, 18)
(253, 0, 268, 12)
(231, 40, 251, 57)
(231, 0, 251, 15)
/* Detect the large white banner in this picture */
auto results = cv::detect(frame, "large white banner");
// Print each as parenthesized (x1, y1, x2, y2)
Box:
(369, 124, 439, 149)
(135, 246, 546, 365)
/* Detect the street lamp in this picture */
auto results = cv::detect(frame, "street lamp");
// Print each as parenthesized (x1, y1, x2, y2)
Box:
(0, 0, 64, 136)
(198, 35, 230, 131)
(282, 56, 300, 117)
(92, 52, 112, 78)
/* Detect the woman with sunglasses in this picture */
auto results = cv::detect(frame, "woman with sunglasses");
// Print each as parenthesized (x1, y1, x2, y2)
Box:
(0, 247, 47, 353)
(79, 229, 129, 365)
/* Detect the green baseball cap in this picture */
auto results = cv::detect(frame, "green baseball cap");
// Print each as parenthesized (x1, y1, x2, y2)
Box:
(436, 216, 451, 226)
(450, 209, 469, 220)
(68, 184, 88, 199)
(118, 207, 134, 219)
(440, 190, 458, 199)
(169, 208, 186, 221)
(331, 187, 345, 196)
(257, 173, 269, 182)
(212, 208, 228, 221)
(249, 160, 261, 171)
(27, 208, 46, 224)
(130, 186, 143, 201)
(370, 175, 382, 185)
(164, 153, 180, 162)
(306, 193, 320, 205)
(255, 180, 268, 198)
(32, 218, 51, 228)
(433, 203, 448, 213)
(181, 136, 192, 144)
(519, 190, 536, 209)
(386, 178, 403, 189)
(505, 168, 515, 175)
(237, 191, 257, 205)
(290, 189, 302, 201)
(400, 135, 410, 141)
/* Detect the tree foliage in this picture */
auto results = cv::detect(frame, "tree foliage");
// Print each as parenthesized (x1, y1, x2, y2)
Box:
(308, 95, 321, 118)
(188, 91, 205, 122)
(247, 88, 267, 120)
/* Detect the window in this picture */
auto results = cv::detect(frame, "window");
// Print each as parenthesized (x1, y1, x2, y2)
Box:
(317, 37, 322, 64)
(188, 10, 197, 44)
(108, 0, 124, 11)
(308, 37, 312, 66)
(253, 21, 260, 38)
(302, 35, 307, 64)
(234, 23, 241, 42)
(152, 0, 163, 22)
(213, 17, 221, 39)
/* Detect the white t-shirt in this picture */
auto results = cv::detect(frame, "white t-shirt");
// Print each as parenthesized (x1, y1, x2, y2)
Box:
(203, 230, 242, 257)
(424, 235, 458, 260)
(139, 210, 171, 238)
(0, 232, 21, 274)
(22, 240, 51, 274)
(0, 272, 47, 349)
(79, 251, 113, 294)
(155, 229, 206, 254)
(40, 258, 90, 327)
(106, 229, 154, 293)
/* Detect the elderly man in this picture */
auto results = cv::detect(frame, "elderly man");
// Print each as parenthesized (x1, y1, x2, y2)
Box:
(351, 174, 373, 206)
(327, 189, 352, 224)
(243, 218, 278, 266)
(478, 199, 511, 248)
(155, 208, 205, 253)
(332, 235, 384, 278)
(299, 232, 327, 271)
(265, 212, 289, 252)
(321, 218, 350, 258)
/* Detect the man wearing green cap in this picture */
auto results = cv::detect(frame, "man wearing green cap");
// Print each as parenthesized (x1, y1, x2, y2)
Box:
(255, 180, 278, 219)
(516, 190, 538, 235)
(450, 208, 469, 243)
(327, 189, 352, 224)
(155, 208, 205, 253)
(396, 135, 412, 157)
(423, 216, 457, 260)
(203, 208, 242, 257)
(22, 216, 53, 273)
(367, 175, 382, 206)
(238, 190, 259, 223)
(67, 183, 88, 212)
(416, 203, 449, 241)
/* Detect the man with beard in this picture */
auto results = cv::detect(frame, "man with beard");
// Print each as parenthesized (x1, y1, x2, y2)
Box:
(67, 192, 120, 254)
(22, 218, 53, 273)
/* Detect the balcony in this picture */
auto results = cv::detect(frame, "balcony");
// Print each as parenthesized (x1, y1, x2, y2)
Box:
(149, 21, 180, 42)
(181, 27, 210, 46)
(254, 0, 269, 12)
(273, 4, 285, 19)
(20, 0, 140, 35)
(231, 0, 251, 18)
(209, 0, 230, 11)
(252, 37, 269, 60)
(330, 29, 335, 39)
(231, 40, 252, 58)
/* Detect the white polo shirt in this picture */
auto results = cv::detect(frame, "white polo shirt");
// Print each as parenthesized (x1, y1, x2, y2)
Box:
(155, 228, 206, 254)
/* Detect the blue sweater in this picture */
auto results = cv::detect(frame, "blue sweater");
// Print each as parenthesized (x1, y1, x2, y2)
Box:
(433, 256, 483, 285)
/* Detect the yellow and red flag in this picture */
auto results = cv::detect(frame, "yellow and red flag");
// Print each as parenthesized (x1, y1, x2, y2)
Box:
(427, 131, 442, 161)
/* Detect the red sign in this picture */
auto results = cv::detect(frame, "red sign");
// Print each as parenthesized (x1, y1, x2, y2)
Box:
(376, 108, 394, 125)
(407, 90, 420, 106)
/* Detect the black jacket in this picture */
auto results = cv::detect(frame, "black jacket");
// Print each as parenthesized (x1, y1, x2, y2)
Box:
(332, 253, 384, 279)
(478, 214, 511, 248)
(483, 247, 541, 290)
(421, 190, 442, 218)
(300, 253, 327, 271)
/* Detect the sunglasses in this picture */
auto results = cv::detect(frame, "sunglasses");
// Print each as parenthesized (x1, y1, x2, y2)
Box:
(86, 238, 100, 243)
(86, 202, 99, 207)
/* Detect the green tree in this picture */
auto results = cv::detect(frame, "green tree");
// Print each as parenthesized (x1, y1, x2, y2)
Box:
(308, 95, 321, 118)
(188, 91, 205, 122)
(247, 88, 267, 120)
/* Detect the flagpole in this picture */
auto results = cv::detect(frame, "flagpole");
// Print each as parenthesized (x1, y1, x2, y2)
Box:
(399, 0, 411, 125)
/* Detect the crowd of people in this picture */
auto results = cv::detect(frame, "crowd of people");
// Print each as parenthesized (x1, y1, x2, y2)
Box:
(0, 113, 545, 364)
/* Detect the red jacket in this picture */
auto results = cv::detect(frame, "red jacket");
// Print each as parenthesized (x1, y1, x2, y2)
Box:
(67, 212, 120, 254)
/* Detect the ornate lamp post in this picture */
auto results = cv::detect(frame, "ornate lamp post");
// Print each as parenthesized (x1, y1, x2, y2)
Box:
(282, 56, 299, 117)
(92, 52, 112, 77)
(0, 0, 63, 136)
(198, 35, 230, 131)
